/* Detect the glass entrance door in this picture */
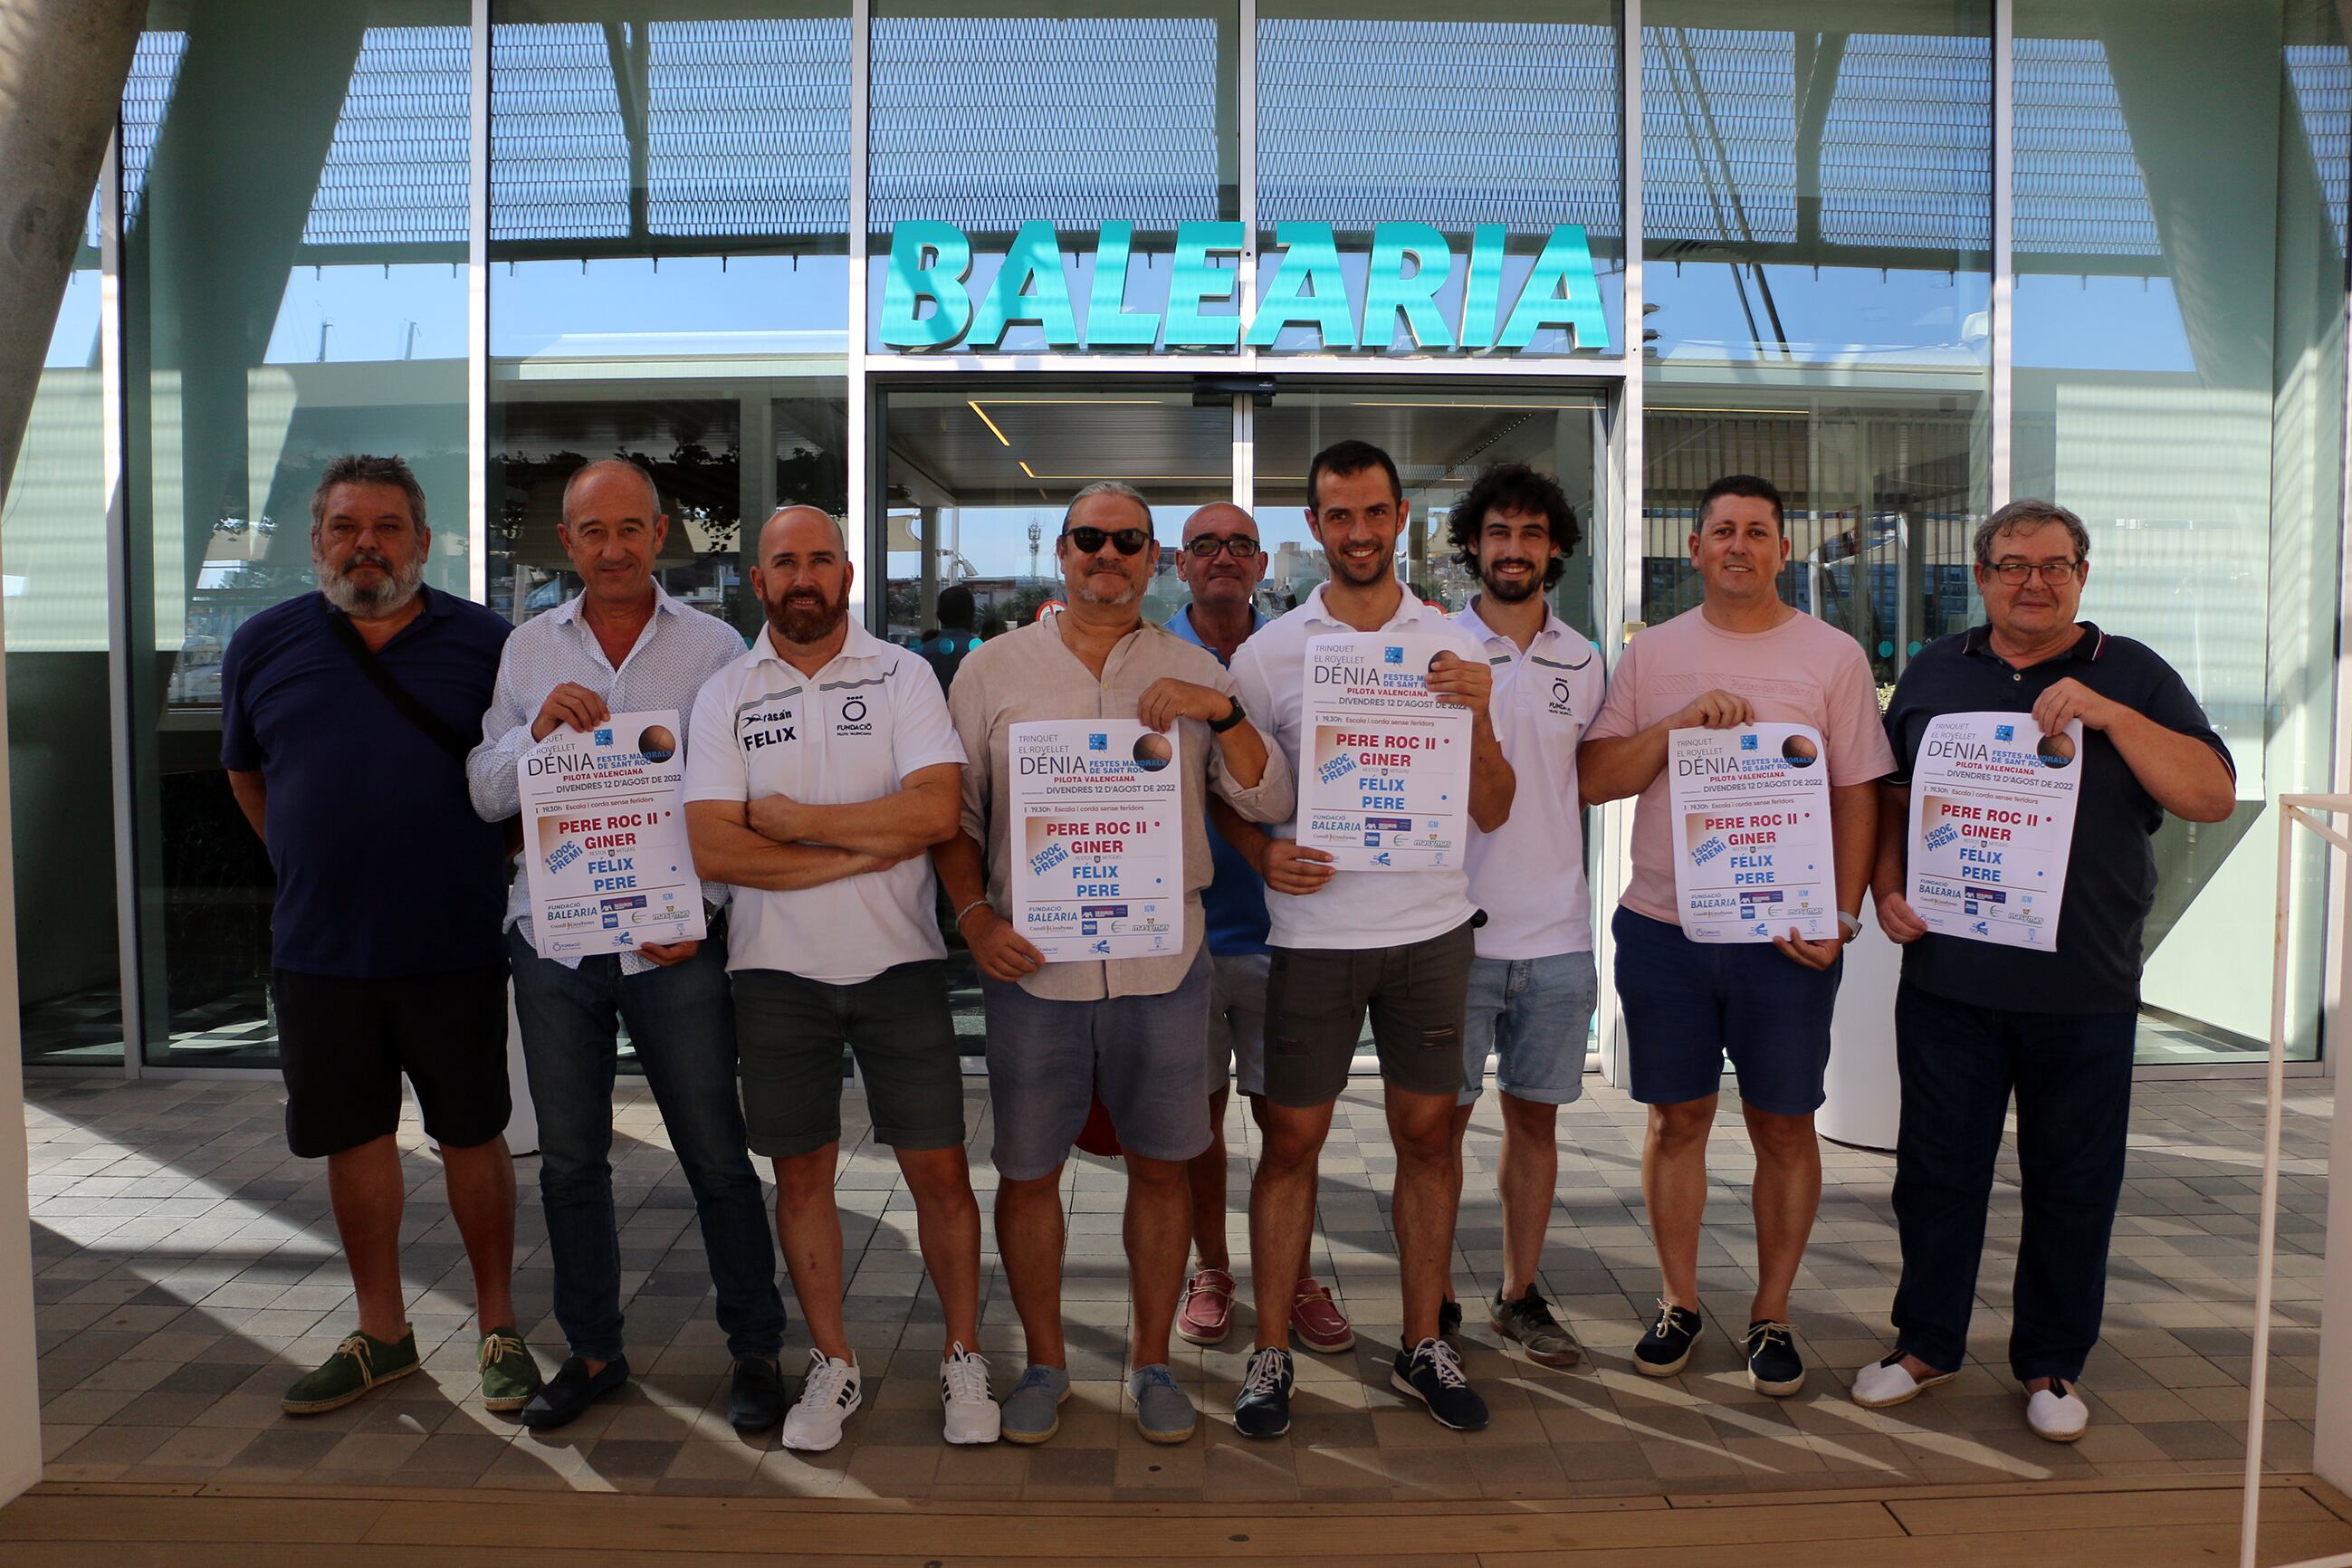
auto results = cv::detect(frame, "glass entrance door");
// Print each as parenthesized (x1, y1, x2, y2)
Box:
(875, 374, 1612, 1058)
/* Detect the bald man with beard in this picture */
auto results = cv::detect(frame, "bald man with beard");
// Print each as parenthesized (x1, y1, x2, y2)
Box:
(686, 505, 995, 1452)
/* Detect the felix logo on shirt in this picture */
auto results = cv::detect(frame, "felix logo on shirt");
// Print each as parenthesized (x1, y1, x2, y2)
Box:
(741, 703, 798, 751)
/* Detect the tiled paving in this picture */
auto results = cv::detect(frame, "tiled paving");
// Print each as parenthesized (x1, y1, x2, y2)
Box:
(21, 1070, 2333, 1500)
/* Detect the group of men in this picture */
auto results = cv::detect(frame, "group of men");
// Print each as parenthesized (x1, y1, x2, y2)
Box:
(220, 435, 2232, 1452)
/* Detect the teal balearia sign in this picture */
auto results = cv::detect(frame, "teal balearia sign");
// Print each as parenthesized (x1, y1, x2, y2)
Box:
(877, 220, 1611, 354)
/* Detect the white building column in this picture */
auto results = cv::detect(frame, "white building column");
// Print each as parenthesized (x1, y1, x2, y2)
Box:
(0, 612, 44, 1503)
(2318, 1049, 2352, 1492)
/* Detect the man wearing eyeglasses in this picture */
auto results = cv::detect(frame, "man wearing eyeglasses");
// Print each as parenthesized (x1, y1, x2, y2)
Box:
(1853, 498, 2235, 1444)
(934, 482, 1294, 1447)
(1162, 505, 1352, 1358)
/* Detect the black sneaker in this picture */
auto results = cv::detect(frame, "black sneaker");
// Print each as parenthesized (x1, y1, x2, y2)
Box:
(1632, 1301, 1703, 1378)
(728, 1355, 785, 1431)
(1233, 1346, 1294, 1439)
(519, 1353, 630, 1430)
(1745, 1320, 1806, 1397)
(1390, 1336, 1487, 1430)
(1490, 1286, 1583, 1368)
(1438, 1298, 1464, 1342)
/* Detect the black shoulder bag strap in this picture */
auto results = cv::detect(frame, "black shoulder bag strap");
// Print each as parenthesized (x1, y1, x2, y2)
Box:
(324, 610, 472, 763)
(326, 609, 523, 858)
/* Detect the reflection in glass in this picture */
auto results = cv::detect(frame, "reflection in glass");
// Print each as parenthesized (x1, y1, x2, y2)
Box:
(487, 393, 846, 634)
(7, 190, 121, 1064)
(1252, 388, 1603, 634)
(123, 3, 472, 1065)
(1639, 2, 1993, 691)
(1254, 0, 1623, 355)
(2013, 0, 2345, 1061)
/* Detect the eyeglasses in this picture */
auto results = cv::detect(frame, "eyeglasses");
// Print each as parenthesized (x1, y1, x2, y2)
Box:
(1065, 525, 1152, 556)
(1183, 535, 1260, 559)
(1985, 559, 2084, 586)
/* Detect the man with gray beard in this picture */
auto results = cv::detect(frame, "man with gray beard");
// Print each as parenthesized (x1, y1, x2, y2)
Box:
(222, 454, 534, 1418)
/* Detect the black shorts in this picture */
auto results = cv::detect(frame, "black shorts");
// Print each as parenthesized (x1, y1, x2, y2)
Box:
(1262, 920, 1477, 1108)
(272, 964, 512, 1158)
(732, 960, 967, 1159)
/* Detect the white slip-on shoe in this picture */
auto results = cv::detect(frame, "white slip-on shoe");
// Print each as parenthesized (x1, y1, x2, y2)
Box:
(780, 1350, 862, 1452)
(941, 1343, 1000, 1445)
(2026, 1380, 2090, 1443)
(1851, 1353, 1959, 1410)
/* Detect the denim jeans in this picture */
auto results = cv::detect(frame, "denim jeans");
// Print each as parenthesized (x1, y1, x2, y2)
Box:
(508, 929, 786, 1362)
(1890, 980, 2136, 1383)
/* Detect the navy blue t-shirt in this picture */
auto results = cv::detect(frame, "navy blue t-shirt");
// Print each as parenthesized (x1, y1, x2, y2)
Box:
(1164, 604, 1271, 956)
(1884, 622, 2234, 1015)
(221, 587, 512, 977)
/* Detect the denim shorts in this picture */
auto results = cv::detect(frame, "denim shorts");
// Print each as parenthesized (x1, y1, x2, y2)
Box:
(1458, 951, 1596, 1108)
(980, 947, 1213, 1181)
(1611, 907, 1839, 1115)
(1206, 951, 1272, 1098)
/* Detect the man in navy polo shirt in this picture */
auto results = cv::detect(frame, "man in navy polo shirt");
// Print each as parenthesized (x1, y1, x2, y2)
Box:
(1852, 498, 2235, 1443)
(223, 454, 536, 1419)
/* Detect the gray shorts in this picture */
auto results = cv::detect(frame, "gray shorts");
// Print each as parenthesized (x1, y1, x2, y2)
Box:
(980, 946, 1213, 1181)
(731, 961, 966, 1159)
(1263, 920, 1477, 1108)
(1207, 951, 1272, 1098)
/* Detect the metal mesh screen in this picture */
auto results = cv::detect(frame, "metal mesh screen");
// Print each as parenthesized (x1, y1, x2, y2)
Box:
(303, 26, 471, 247)
(868, 14, 1225, 230)
(1256, 16, 1619, 237)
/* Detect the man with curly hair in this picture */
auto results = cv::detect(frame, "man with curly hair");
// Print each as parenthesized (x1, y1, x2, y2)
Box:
(1439, 464, 1604, 1370)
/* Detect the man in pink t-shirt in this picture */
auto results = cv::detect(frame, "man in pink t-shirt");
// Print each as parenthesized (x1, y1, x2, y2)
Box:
(1579, 473, 1894, 1401)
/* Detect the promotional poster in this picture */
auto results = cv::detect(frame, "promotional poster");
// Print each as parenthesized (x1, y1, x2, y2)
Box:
(1667, 722, 1837, 944)
(1296, 630, 1472, 871)
(1009, 719, 1185, 961)
(517, 708, 705, 959)
(1906, 711, 2083, 949)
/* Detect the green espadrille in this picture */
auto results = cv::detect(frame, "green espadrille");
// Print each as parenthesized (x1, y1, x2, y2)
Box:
(477, 1326, 542, 1412)
(282, 1326, 419, 1415)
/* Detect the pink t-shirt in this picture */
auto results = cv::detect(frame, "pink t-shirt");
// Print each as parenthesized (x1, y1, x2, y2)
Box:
(1585, 606, 1896, 923)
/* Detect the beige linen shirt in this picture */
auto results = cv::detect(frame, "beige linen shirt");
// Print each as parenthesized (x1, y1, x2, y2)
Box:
(949, 614, 1296, 1001)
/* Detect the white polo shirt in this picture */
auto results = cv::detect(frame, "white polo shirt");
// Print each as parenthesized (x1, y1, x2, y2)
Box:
(1230, 581, 1488, 951)
(1455, 598, 1606, 961)
(684, 619, 966, 985)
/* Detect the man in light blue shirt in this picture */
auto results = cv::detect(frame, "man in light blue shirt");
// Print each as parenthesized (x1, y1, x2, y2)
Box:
(467, 459, 787, 1434)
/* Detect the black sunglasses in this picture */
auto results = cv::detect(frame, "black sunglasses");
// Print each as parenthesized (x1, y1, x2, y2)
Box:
(1064, 525, 1153, 556)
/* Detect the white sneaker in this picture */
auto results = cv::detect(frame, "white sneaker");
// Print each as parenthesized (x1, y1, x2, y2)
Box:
(941, 1343, 1000, 1445)
(1851, 1353, 1959, 1410)
(2026, 1380, 2089, 1443)
(779, 1350, 861, 1452)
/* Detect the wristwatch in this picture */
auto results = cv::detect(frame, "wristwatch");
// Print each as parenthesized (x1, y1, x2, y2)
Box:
(1208, 696, 1248, 734)
(1837, 910, 1864, 940)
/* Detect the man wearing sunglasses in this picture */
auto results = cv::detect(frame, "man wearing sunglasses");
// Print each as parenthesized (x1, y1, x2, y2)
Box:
(934, 482, 1295, 1447)
(1162, 505, 1351, 1358)
(1224, 439, 1516, 1437)
(1856, 498, 2234, 1443)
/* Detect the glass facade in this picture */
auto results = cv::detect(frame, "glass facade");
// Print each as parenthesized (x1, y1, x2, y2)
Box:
(2011, 0, 2347, 1059)
(10, 0, 2346, 1071)
(5, 186, 117, 1065)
